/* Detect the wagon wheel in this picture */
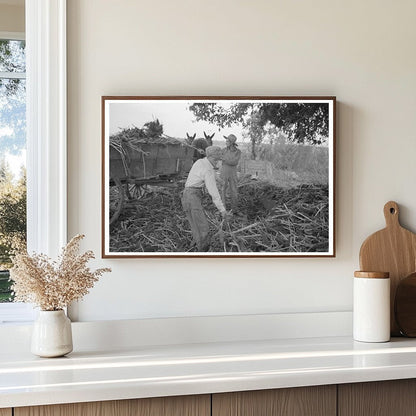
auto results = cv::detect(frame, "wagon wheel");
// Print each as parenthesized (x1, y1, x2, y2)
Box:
(125, 182, 146, 200)
(109, 177, 125, 225)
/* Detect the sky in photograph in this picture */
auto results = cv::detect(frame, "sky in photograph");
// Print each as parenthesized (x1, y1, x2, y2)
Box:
(109, 101, 244, 143)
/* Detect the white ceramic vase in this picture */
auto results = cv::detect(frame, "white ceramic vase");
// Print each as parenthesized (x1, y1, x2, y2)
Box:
(31, 310, 73, 357)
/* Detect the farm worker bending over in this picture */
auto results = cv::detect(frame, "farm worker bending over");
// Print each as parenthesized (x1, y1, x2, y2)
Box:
(221, 134, 242, 212)
(182, 146, 228, 251)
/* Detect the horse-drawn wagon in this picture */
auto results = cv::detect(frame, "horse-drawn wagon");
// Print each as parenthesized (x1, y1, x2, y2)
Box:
(109, 126, 194, 224)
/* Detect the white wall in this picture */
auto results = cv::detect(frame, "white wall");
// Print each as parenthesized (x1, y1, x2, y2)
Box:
(0, 3, 24, 33)
(67, 0, 416, 322)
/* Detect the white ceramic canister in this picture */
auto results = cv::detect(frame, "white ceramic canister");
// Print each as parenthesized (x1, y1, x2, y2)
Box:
(353, 271, 390, 343)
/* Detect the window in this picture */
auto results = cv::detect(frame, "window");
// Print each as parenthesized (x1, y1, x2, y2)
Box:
(0, 33, 34, 323)
(0, 0, 67, 324)
(0, 34, 27, 307)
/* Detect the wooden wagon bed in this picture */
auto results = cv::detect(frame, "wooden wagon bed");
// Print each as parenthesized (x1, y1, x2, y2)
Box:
(110, 134, 194, 182)
(109, 132, 194, 224)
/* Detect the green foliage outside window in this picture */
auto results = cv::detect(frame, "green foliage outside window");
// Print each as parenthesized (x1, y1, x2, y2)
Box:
(0, 38, 27, 303)
(0, 162, 26, 302)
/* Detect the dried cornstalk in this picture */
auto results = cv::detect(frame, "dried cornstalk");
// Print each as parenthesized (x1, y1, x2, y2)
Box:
(109, 180, 329, 254)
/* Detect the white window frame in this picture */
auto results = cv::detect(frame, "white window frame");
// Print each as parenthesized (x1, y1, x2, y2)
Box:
(0, 0, 67, 324)
(26, 0, 67, 256)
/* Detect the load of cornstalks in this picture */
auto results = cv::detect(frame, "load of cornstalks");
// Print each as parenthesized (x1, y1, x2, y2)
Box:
(109, 178, 329, 253)
(110, 120, 188, 151)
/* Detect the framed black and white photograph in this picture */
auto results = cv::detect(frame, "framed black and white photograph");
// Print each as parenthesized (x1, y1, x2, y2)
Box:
(102, 96, 335, 258)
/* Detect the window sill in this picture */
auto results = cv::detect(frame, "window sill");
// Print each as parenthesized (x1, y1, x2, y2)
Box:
(0, 303, 36, 324)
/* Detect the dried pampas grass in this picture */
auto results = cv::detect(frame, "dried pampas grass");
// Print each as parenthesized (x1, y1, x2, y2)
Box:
(10, 234, 111, 311)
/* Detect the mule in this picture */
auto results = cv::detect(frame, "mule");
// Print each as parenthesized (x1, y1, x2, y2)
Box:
(186, 132, 215, 162)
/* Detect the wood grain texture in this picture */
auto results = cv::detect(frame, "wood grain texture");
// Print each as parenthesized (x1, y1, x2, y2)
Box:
(0, 409, 12, 416)
(339, 380, 416, 416)
(394, 272, 416, 336)
(359, 201, 416, 335)
(212, 386, 336, 416)
(14, 395, 210, 416)
(354, 271, 389, 279)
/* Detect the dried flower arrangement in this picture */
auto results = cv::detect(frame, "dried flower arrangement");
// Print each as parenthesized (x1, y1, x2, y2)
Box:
(10, 234, 111, 311)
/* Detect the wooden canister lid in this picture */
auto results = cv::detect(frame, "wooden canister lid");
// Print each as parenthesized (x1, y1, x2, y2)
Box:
(354, 271, 389, 279)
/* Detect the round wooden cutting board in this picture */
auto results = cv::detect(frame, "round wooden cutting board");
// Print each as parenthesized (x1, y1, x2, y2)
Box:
(359, 201, 416, 336)
(395, 272, 416, 337)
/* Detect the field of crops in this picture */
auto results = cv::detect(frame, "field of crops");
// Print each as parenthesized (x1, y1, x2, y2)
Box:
(109, 177, 329, 254)
(238, 142, 329, 187)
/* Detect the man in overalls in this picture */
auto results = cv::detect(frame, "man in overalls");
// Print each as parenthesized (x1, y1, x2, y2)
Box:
(221, 134, 241, 212)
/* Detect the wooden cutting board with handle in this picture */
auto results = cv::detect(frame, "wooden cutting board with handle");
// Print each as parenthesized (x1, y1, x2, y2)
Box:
(359, 201, 416, 336)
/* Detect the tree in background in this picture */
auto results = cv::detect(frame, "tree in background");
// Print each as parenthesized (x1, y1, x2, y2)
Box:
(0, 39, 27, 267)
(0, 39, 27, 302)
(0, 162, 26, 303)
(0, 39, 26, 156)
(258, 103, 329, 145)
(242, 111, 264, 159)
(189, 102, 329, 158)
(0, 161, 26, 269)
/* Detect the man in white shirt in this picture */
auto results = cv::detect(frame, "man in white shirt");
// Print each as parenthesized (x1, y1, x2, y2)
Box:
(182, 146, 228, 251)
